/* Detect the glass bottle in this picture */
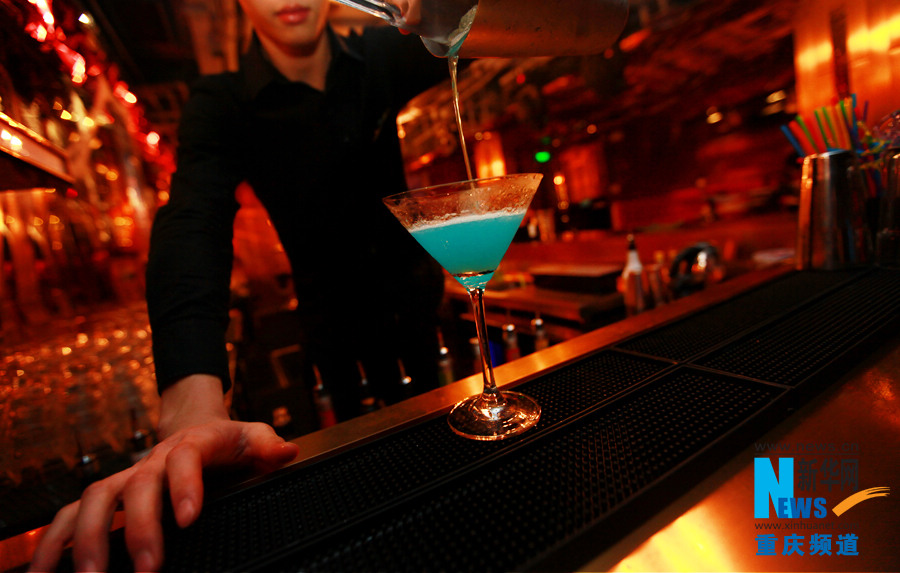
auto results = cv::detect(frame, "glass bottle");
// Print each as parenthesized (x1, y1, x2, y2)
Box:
(532, 316, 549, 351)
(357, 360, 379, 415)
(397, 358, 415, 401)
(311, 365, 337, 429)
(436, 328, 455, 386)
(502, 323, 520, 362)
(621, 233, 646, 316)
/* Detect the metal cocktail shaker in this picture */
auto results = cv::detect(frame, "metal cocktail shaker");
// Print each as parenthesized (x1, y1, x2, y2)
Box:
(876, 148, 900, 268)
(796, 150, 873, 270)
(331, 0, 629, 57)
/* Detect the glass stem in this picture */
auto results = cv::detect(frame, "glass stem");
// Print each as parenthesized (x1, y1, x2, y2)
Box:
(468, 287, 499, 402)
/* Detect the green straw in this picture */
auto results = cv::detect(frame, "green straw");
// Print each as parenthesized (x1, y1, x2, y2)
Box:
(813, 109, 833, 149)
(795, 115, 820, 153)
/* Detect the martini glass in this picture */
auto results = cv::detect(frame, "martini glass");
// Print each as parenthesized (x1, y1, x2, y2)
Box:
(383, 173, 543, 440)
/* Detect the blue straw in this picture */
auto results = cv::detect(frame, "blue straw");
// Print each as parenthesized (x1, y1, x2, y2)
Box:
(781, 124, 806, 157)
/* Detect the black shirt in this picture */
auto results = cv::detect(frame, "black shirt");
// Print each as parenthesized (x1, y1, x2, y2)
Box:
(146, 27, 449, 414)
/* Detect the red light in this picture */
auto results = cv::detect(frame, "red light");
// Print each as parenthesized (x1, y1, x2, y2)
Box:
(65, 188, 78, 198)
(516, 73, 527, 85)
(619, 28, 650, 53)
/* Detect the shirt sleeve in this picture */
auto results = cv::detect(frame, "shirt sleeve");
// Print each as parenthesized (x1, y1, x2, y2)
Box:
(146, 75, 244, 394)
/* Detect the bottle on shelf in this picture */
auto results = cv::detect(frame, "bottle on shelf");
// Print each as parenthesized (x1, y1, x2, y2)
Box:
(646, 250, 670, 308)
(271, 406, 297, 439)
(74, 431, 100, 486)
(531, 315, 549, 351)
(436, 328, 455, 386)
(397, 358, 415, 401)
(502, 323, 520, 362)
(357, 360, 380, 415)
(311, 364, 337, 429)
(620, 233, 647, 316)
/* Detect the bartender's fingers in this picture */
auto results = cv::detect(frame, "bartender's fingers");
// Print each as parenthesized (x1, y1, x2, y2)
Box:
(165, 439, 205, 529)
(392, 0, 420, 29)
(29, 501, 80, 572)
(238, 422, 300, 472)
(164, 422, 298, 526)
(71, 472, 130, 572)
(122, 464, 166, 572)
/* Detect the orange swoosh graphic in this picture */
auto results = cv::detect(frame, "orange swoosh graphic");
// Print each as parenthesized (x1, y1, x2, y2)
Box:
(832, 487, 890, 516)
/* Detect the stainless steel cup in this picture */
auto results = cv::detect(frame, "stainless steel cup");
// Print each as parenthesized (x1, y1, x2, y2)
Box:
(331, 0, 629, 58)
(876, 148, 900, 268)
(796, 150, 873, 270)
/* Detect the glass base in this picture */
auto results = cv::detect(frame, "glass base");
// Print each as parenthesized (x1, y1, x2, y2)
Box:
(447, 391, 541, 441)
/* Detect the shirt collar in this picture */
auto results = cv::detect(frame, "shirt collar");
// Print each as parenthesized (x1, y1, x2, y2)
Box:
(241, 26, 363, 100)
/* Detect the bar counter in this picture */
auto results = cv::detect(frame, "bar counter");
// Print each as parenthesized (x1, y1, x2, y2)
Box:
(3, 264, 899, 571)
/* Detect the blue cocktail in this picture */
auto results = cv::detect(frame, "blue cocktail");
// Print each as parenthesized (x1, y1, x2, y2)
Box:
(410, 212, 524, 289)
(383, 173, 542, 440)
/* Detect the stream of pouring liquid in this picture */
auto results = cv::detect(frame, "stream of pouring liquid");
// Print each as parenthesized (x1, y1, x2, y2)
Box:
(449, 55, 474, 181)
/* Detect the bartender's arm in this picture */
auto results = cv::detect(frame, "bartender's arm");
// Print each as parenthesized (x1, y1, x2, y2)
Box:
(29, 375, 299, 572)
(30, 74, 298, 571)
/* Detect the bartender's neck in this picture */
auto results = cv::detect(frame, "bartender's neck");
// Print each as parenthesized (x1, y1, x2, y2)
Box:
(257, 29, 331, 90)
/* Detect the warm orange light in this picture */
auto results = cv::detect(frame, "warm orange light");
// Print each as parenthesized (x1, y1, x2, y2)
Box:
(5, 134, 24, 152)
(553, 174, 565, 186)
(612, 507, 735, 572)
(115, 82, 138, 105)
(28, 0, 55, 28)
(409, 152, 436, 171)
(70, 53, 86, 84)
(27, 23, 49, 42)
(146, 131, 160, 146)
(473, 132, 506, 178)
(796, 40, 832, 73)
(766, 90, 787, 104)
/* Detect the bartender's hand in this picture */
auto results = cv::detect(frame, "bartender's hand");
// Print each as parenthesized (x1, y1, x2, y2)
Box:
(29, 374, 300, 573)
(392, 0, 420, 31)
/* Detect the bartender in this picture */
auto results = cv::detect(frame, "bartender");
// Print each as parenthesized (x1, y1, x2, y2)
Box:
(32, 0, 451, 570)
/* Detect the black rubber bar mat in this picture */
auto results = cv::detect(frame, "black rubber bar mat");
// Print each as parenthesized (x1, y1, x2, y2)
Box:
(91, 268, 900, 572)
